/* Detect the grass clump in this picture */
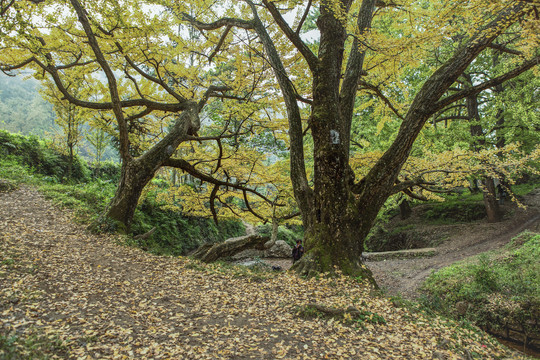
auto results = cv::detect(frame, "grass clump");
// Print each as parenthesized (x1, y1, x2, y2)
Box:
(0, 330, 68, 360)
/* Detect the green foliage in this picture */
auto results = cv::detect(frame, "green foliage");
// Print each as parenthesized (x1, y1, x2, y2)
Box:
(87, 161, 121, 182)
(130, 197, 245, 256)
(40, 180, 116, 220)
(0, 157, 39, 185)
(0, 330, 67, 360)
(421, 232, 540, 334)
(0, 130, 89, 183)
(512, 180, 540, 197)
(423, 199, 486, 223)
(255, 224, 303, 246)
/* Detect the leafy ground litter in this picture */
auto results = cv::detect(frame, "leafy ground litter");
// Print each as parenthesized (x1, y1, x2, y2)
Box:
(0, 186, 529, 359)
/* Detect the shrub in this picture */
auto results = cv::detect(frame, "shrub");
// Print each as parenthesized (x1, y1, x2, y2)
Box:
(129, 197, 246, 256)
(0, 130, 89, 182)
(255, 223, 303, 246)
(423, 201, 486, 223)
(88, 160, 121, 182)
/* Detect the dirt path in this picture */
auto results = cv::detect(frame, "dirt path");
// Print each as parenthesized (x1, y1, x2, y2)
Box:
(366, 189, 540, 299)
(4, 186, 528, 359)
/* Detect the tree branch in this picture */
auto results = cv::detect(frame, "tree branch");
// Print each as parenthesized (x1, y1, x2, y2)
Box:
(262, 0, 318, 72)
(0, 0, 16, 16)
(68, 0, 130, 161)
(487, 43, 522, 55)
(340, 0, 377, 151)
(433, 55, 540, 112)
(358, 80, 404, 120)
(245, 0, 313, 222)
(208, 25, 232, 63)
(295, 0, 312, 35)
(182, 13, 253, 31)
(163, 158, 277, 205)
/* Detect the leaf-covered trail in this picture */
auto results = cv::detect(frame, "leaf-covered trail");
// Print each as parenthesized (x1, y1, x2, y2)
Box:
(0, 187, 526, 359)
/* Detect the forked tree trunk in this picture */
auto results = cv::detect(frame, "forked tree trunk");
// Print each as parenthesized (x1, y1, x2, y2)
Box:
(105, 106, 199, 230)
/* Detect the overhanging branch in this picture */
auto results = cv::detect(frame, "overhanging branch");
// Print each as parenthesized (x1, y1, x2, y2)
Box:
(163, 158, 276, 205)
(433, 55, 540, 112)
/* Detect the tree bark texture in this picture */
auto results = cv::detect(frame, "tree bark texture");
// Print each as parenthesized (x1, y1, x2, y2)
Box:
(483, 177, 502, 222)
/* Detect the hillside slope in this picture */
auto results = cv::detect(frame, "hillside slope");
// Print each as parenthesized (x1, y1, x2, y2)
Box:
(366, 189, 540, 299)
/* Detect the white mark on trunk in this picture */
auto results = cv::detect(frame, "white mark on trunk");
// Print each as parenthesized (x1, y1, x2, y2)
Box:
(330, 130, 340, 144)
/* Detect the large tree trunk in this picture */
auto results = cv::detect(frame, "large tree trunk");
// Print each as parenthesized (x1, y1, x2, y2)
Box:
(105, 159, 158, 231)
(292, 2, 376, 280)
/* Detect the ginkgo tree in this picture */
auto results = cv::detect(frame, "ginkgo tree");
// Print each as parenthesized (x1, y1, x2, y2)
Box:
(176, 0, 539, 277)
(0, 0, 291, 231)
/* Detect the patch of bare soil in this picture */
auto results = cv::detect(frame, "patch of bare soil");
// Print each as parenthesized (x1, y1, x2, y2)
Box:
(366, 189, 540, 299)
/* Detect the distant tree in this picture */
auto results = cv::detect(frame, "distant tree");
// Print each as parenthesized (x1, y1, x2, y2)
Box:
(0, 74, 55, 135)
(86, 127, 110, 173)
(41, 79, 88, 179)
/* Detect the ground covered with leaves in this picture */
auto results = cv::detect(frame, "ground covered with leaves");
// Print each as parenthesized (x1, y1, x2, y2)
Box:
(0, 187, 529, 359)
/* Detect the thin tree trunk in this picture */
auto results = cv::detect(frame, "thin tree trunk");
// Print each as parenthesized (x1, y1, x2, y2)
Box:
(270, 218, 279, 245)
(483, 177, 502, 222)
(464, 73, 502, 222)
(68, 143, 73, 180)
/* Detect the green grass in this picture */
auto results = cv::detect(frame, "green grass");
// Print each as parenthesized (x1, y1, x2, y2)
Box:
(0, 330, 68, 360)
(0, 157, 42, 185)
(420, 231, 539, 335)
(422, 199, 486, 224)
(39, 180, 116, 220)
